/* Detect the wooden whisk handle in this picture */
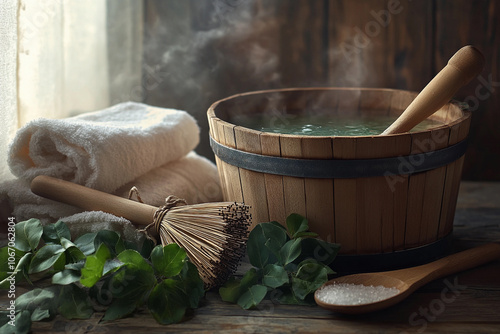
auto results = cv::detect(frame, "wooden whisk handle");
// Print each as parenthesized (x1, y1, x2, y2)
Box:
(31, 175, 157, 225)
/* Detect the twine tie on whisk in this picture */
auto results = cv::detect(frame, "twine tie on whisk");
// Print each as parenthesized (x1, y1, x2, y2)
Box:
(129, 186, 187, 244)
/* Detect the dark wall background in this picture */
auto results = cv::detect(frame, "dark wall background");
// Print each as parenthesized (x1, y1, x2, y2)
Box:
(142, 0, 500, 180)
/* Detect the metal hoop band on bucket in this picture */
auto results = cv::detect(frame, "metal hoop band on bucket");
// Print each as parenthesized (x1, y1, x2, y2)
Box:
(210, 136, 468, 179)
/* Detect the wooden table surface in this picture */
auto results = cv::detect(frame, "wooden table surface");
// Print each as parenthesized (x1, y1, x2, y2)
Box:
(3, 181, 500, 333)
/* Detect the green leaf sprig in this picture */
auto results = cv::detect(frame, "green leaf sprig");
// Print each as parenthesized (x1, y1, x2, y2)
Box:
(0, 219, 205, 333)
(219, 213, 340, 309)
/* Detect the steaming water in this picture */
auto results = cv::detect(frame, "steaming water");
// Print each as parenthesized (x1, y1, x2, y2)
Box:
(233, 113, 443, 136)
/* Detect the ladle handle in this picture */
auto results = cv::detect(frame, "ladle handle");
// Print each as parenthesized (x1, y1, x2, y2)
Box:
(382, 45, 485, 135)
(399, 243, 500, 287)
(31, 175, 157, 225)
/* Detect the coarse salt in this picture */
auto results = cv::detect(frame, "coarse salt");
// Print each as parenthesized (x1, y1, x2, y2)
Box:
(315, 283, 400, 305)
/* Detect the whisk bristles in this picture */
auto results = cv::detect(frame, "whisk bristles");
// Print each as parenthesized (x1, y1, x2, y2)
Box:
(157, 202, 251, 288)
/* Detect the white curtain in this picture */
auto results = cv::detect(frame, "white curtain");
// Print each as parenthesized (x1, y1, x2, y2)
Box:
(0, 0, 143, 182)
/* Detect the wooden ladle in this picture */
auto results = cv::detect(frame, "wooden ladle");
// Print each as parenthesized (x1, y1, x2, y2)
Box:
(314, 243, 500, 314)
(381, 45, 485, 135)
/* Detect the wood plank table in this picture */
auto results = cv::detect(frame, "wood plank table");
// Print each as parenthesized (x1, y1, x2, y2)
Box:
(2, 181, 500, 333)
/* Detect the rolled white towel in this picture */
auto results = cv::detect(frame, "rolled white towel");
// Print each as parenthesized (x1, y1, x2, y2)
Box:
(8, 101, 200, 192)
(59, 211, 146, 245)
(115, 151, 223, 206)
(1, 151, 223, 225)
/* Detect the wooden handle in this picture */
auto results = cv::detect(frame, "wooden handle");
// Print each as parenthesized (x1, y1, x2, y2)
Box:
(394, 243, 500, 287)
(31, 175, 157, 225)
(382, 45, 485, 135)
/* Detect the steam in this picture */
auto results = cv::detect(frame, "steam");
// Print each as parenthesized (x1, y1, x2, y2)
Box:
(145, 0, 281, 111)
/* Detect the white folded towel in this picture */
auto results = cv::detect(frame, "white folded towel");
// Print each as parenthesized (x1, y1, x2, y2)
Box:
(8, 101, 200, 192)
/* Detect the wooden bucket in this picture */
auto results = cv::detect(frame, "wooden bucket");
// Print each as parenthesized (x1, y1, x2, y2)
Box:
(207, 88, 470, 271)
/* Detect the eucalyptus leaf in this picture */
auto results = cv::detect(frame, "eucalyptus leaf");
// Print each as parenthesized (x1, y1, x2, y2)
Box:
(237, 285, 268, 309)
(102, 298, 137, 321)
(73, 232, 97, 255)
(52, 269, 81, 285)
(4, 310, 31, 334)
(28, 244, 65, 274)
(65, 261, 85, 271)
(246, 229, 269, 269)
(178, 261, 204, 309)
(53, 252, 67, 272)
(118, 249, 154, 274)
(279, 238, 301, 266)
(65, 245, 86, 263)
(148, 279, 188, 325)
(30, 308, 51, 321)
(240, 268, 260, 288)
(80, 244, 111, 287)
(219, 270, 261, 306)
(262, 264, 289, 288)
(286, 213, 309, 238)
(57, 284, 93, 319)
(291, 261, 329, 300)
(0, 247, 24, 281)
(88, 275, 114, 306)
(103, 259, 124, 276)
(15, 287, 58, 316)
(291, 275, 323, 300)
(219, 277, 242, 303)
(140, 238, 155, 259)
(151, 244, 187, 277)
(247, 223, 288, 268)
(297, 258, 335, 275)
(42, 220, 71, 244)
(108, 265, 156, 300)
(59, 237, 76, 250)
(295, 238, 340, 266)
(94, 230, 121, 256)
(115, 237, 126, 254)
(0, 251, 31, 288)
(15, 219, 43, 252)
(261, 223, 289, 259)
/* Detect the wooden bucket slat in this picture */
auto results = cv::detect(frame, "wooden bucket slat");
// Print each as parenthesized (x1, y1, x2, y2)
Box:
(260, 132, 287, 224)
(209, 117, 229, 201)
(355, 138, 383, 254)
(391, 135, 412, 251)
(333, 137, 357, 252)
(301, 137, 335, 242)
(439, 114, 471, 237)
(405, 172, 426, 248)
(281, 136, 307, 218)
(220, 122, 244, 203)
(419, 127, 450, 244)
(438, 110, 470, 238)
(233, 127, 270, 228)
(438, 124, 461, 237)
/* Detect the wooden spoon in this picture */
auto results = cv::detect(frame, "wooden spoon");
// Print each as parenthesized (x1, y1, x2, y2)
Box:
(381, 45, 485, 135)
(314, 243, 500, 314)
